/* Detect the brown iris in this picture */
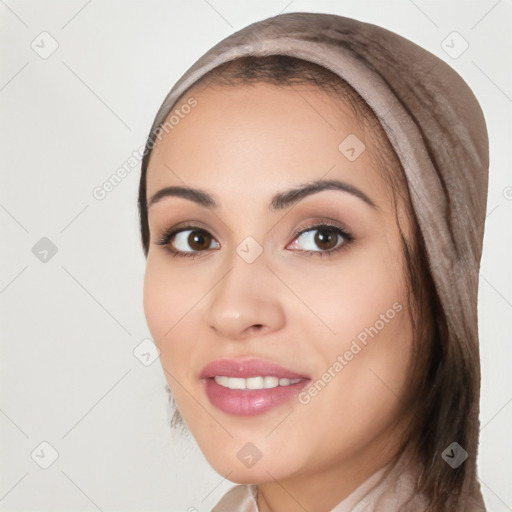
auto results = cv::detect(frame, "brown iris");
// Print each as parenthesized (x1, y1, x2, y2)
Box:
(187, 230, 212, 251)
(312, 228, 338, 251)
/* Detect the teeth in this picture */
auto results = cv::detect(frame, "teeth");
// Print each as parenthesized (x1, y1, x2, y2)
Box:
(247, 376, 264, 389)
(213, 376, 302, 390)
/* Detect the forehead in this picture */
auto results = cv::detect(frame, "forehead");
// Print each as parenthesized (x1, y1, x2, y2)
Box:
(146, 82, 387, 209)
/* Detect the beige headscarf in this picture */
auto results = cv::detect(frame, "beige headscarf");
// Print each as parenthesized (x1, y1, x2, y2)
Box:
(140, 11, 489, 511)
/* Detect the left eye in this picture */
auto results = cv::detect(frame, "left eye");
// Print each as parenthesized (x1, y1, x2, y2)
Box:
(288, 226, 348, 253)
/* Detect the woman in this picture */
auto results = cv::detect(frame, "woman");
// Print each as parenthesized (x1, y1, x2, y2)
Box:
(138, 12, 488, 511)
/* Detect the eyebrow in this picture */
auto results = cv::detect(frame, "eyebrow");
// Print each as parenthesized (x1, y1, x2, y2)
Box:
(147, 178, 378, 212)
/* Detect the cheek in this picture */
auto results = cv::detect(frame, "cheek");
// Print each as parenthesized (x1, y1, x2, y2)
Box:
(284, 237, 407, 349)
(327, 240, 412, 391)
(143, 257, 172, 343)
(143, 257, 206, 416)
(284, 239, 412, 435)
(304, 244, 412, 449)
(143, 254, 200, 365)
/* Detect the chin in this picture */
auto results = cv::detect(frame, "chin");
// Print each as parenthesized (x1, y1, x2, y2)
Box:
(216, 467, 286, 485)
(204, 448, 299, 485)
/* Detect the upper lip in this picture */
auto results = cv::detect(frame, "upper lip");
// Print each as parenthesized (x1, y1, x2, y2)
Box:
(200, 358, 310, 380)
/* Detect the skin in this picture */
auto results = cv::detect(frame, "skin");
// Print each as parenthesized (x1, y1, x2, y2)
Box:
(143, 82, 415, 512)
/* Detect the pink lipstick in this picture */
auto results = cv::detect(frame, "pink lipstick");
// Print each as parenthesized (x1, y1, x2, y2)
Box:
(200, 358, 310, 416)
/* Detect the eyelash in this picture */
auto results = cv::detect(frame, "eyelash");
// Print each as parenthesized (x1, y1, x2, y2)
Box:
(155, 221, 354, 260)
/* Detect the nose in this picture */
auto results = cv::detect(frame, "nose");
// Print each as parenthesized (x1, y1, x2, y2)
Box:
(205, 253, 286, 340)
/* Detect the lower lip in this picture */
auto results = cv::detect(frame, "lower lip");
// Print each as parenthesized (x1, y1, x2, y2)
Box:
(203, 378, 309, 416)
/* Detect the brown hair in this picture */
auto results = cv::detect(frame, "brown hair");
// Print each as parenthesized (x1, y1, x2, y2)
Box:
(138, 55, 474, 511)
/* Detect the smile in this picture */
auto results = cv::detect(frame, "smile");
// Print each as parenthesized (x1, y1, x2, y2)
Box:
(200, 358, 311, 416)
(214, 375, 303, 389)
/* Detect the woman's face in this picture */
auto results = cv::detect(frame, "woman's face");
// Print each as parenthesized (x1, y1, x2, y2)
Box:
(143, 82, 414, 485)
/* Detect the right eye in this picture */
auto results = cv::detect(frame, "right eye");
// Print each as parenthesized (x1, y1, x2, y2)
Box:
(156, 226, 220, 258)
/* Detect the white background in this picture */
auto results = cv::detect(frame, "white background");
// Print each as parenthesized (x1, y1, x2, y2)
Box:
(1, 1, 511, 510)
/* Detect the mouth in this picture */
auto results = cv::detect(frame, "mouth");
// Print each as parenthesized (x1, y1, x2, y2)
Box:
(200, 358, 311, 416)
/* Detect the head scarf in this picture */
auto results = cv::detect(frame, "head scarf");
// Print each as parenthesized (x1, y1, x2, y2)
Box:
(141, 12, 489, 511)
